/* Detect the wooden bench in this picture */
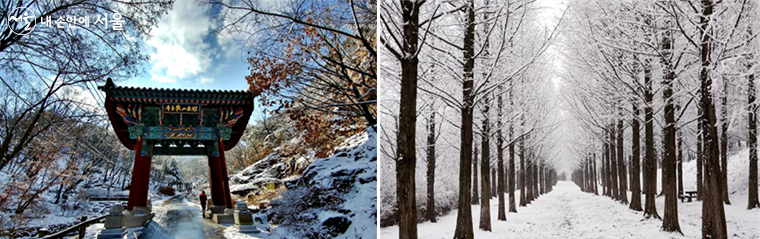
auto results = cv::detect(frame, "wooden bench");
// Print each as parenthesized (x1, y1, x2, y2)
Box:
(679, 191, 697, 202)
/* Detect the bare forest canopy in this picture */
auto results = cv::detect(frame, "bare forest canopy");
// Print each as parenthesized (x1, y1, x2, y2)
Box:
(379, 0, 759, 239)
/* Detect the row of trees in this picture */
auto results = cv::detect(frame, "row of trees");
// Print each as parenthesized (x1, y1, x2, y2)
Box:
(379, 0, 563, 238)
(566, 0, 759, 238)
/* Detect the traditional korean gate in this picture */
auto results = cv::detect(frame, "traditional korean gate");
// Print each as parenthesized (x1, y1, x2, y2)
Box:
(99, 78, 253, 216)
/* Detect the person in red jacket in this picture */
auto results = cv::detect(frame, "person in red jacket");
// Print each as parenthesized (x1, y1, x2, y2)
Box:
(199, 191, 207, 215)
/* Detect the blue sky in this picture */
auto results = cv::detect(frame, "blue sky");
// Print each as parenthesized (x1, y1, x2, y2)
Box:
(97, 1, 265, 123)
(128, 1, 249, 91)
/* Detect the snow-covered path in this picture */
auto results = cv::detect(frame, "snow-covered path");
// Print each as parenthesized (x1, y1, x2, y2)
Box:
(151, 194, 227, 239)
(380, 181, 759, 238)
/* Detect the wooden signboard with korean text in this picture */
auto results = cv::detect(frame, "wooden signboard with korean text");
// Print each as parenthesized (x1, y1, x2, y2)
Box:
(162, 103, 201, 114)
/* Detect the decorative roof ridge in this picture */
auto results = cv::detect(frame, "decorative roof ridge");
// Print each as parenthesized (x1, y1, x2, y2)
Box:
(99, 78, 250, 94)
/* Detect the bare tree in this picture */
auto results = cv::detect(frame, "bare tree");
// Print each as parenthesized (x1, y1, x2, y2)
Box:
(630, 100, 642, 211)
(380, 0, 428, 238)
(473, 144, 479, 205)
(454, 1, 476, 237)
(478, 95, 492, 231)
(660, 15, 681, 233)
(748, 46, 760, 210)
(216, 0, 377, 127)
(508, 86, 517, 212)
(497, 87, 506, 221)
(616, 116, 627, 204)
(0, 0, 172, 173)
(426, 107, 437, 222)
(698, 0, 727, 237)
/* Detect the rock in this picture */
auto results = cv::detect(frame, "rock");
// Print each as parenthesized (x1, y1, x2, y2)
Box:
(337, 209, 351, 215)
(322, 216, 351, 237)
(359, 175, 375, 184)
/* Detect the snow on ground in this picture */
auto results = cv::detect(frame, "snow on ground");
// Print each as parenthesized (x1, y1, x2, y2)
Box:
(151, 194, 226, 239)
(380, 148, 760, 238)
(143, 129, 377, 239)
(669, 148, 760, 238)
(679, 148, 760, 198)
(381, 181, 759, 238)
(381, 146, 760, 239)
(266, 128, 377, 238)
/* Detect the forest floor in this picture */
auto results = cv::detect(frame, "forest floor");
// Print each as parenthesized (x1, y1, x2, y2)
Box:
(380, 180, 759, 238)
(381, 146, 760, 239)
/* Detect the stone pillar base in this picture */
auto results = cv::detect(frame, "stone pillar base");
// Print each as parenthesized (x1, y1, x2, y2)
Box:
(213, 213, 235, 224)
(97, 228, 126, 239)
(234, 212, 253, 225)
(132, 205, 151, 216)
(122, 213, 154, 228)
(238, 225, 260, 234)
(209, 205, 226, 214)
(224, 208, 235, 214)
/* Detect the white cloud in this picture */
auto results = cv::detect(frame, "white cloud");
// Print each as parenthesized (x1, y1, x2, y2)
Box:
(197, 77, 214, 84)
(56, 85, 103, 114)
(145, 1, 212, 84)
(151, 73, 176, 83)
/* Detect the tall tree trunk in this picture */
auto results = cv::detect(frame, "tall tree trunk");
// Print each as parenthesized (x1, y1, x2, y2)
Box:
(593, 153, 599, 195)
(526, 157, 532, 203)
(630, 102, 642, 211)
(699, 1, 727, 237)
(600, 148, 605, 195)
(610, 124, 620, 200)
(678, 128, 684, 196)
(454, 1, 475, 238)
(720, 78, 731, 204)
(540, 162, 546, 195)
(747, 52, 760, 210)
(426, 109, 437, 223)
(643, 59, 660, 219)
(583, 157, 589, 192)
(698, 106, 704, 200)
(480, 102, 492, 230)
(527, 156, 534, 203)
(617, 118, 628, 204)
(604, 143, 610, 196)
(629, 156, 632, 193)
(497, 88, 506, 220)
(660, 22, 681, 232)
(473, 145, 479, 205)
(395, 0, 421, 237)
(532, 159, 539, 197)
(508, 85, 517, 212)
(520, 131, 526, 207)
(492, 169, 497, 198)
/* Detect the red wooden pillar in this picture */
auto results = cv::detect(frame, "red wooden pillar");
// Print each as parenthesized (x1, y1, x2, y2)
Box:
(208, 150, 228, 209)
(218, 139, 233, 208)
(127, 138, 152, 210)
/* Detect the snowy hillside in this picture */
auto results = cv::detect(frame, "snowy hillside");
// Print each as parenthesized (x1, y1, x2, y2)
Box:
(228, 152, 312, 198)
(266, 129, 377, 239)
(680, 148, 760, 197)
